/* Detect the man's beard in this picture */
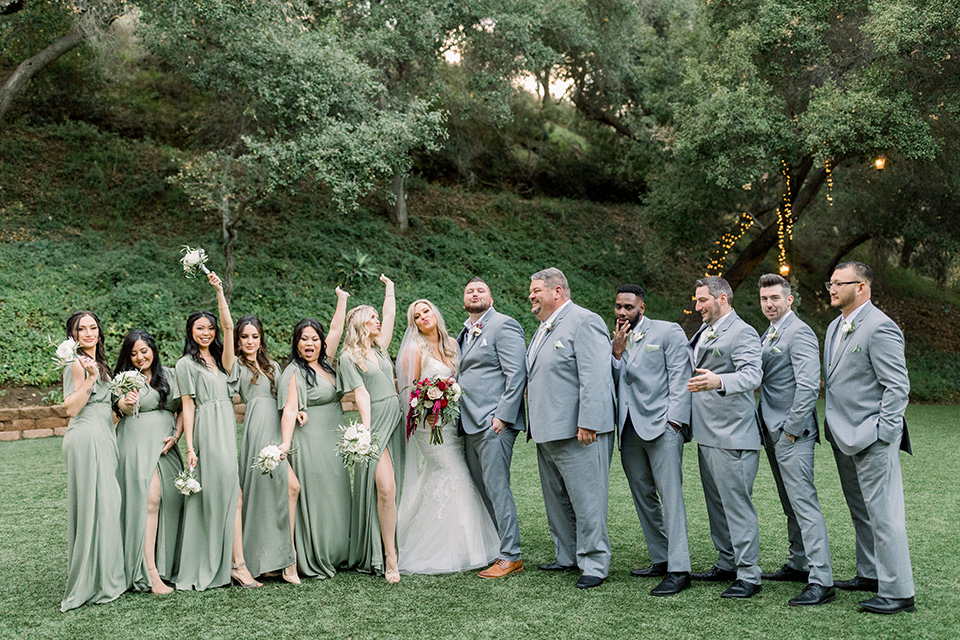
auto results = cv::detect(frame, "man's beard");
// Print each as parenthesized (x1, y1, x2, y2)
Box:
(465, 300, 492, 314)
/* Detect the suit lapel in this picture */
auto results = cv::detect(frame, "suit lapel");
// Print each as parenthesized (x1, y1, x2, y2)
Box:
(461, 309, 494, 360)
(626, 317, 649, 366)
(696, 311, 737, 367)
(830, 301, 873, 375)
(528, 303, 573, 369)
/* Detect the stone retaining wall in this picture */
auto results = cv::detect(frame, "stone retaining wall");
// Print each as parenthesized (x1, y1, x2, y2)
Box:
(0, 393, 358, 442)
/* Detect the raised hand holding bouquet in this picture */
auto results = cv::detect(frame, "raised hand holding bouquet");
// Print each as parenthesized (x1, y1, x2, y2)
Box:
(180, 245, 211, 279)
(406, 376, 462, 445)
(109, 369, 147, 417)
(251, 443, 296, 478)
(335, 420, 380, 470)
(174, 466, 202, 496)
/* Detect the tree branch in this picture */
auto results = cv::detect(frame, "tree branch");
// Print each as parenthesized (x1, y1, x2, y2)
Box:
(0, 25, 85, 123)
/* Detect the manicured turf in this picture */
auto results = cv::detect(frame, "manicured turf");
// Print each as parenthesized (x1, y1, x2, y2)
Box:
(1, 403, 957, 639)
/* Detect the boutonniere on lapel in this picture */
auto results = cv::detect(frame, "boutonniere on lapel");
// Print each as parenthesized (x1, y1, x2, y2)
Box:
(849, 344, 861, 353)
(840, 319, 856, 338)
(544, 320, 555, 333)
(634, 330, 647, 343)
(704, 327, 719, 342)
(764, 327, 779, 346)
(468, 323, 483, 338)
(553, 340, 564, 350)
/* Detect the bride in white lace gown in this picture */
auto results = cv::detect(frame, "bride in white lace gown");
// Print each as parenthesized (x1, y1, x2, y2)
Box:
(396, 300, 499, 575)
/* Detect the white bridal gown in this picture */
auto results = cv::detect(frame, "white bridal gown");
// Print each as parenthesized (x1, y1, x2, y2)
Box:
(397, 357, 500, 574)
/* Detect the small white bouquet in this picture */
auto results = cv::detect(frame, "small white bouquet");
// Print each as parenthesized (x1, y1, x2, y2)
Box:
(52, 337, 79, 368)
(174, 467, 202, 495)
(180, 245, 211, 279)
(335, 420, 380, 470)
(109, 369, 147, 417)
(251, 443, 296, 478)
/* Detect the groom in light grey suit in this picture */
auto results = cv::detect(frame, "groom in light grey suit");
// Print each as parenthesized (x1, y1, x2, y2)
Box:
(755, 273, 834, 607)
(824, 261, 914, 614)
(686, 276, 763, 599)
(611, 284, 693, 597)
(457, 277, 527, 579)
(526, 267, 615, 589)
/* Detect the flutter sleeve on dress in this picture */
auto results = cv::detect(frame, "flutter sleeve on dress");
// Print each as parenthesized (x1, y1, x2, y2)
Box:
(226, 359, 243, 396)
(337, 353, 364, 393)
(163, 366, 183, 413)
(175, 357, 196, 399)
(62, 362, 76, 398)
(277, 364, 307, 413)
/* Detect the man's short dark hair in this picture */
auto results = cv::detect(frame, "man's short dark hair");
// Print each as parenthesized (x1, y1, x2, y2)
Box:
(465, 276, 487, 287)
(695, 276, 734, 302)
(834, 261, 873, 285)
(617, 284, 646, 300)
(758, 273, 791, 296)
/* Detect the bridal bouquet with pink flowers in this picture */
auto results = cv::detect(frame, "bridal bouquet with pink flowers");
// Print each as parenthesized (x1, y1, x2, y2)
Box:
(405, 376, 462, 445)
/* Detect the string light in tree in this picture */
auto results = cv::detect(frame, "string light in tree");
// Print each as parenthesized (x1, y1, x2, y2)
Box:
(704, 211, 757, 277)
(825, 157, 834, 206)
(776, 159, 795, 276)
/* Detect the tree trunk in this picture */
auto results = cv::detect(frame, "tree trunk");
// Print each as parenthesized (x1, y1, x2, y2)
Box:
(825, 233, 872, 280)
(220, 196, 236, 304)
(389, 173, 409, 232)
(0, 25, 85, 124)
(899, 237, 915, 268)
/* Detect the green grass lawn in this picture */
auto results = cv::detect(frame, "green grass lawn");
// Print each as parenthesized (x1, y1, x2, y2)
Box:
(1, 403, 958, 639)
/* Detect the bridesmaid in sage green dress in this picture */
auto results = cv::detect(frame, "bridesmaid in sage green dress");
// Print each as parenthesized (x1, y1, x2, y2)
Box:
(174, 272, 261, 591)
(228, 314, 297, 583)
(114, 329, 184, 595)
(60, 310, 126, 612)
(339, 275, 405, 582)
(277, 286, 351, 578)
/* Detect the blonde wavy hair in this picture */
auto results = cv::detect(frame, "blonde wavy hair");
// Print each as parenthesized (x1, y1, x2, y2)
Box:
(342, 305, 378, 372)
(405, 299, 459, 375)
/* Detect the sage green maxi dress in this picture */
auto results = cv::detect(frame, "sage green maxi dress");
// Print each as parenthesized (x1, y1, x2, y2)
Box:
(231, 361, 295, 577)
(338, 347, 405, 575)
(115, 366, 184, 591)
(277, 363, 351, 578)
(173, 356, 240, 591)
(60, 364, 126, 612)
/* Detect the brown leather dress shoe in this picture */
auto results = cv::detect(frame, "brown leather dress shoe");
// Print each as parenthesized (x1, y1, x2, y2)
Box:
(478, 559, 524, 579)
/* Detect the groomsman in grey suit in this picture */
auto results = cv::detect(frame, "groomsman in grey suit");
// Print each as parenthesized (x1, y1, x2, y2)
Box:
(755, 274, 835, 606)
(457, 277, 527, 578)
(526, 267, 615, 589)
(611, 284, 693, 596)
(824, 261, 915, 614)
(686, 276, 763, 598)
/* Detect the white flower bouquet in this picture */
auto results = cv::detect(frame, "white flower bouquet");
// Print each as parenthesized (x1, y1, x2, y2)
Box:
(109, 369, 147, 417)
(180, 245, 211, 279)
(174, 467, 202, 495)
(335, 420, 380, 470)
(251, 443, 297, 478)
(405, 376, 462, 445)
(52, 338, 79, 368)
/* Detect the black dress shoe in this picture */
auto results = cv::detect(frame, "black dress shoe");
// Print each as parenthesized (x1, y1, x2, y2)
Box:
(691, 566, 737, 582)
(721, 580, 762, 599)
(859, 596, 915, 614)
(761, 564, 810, 582)
(538, 562, 577, 572)
(575, 575, 604, 589)
(630, 562, 667, 578)
(650, 572, 691, 596)
(788, 583, 836, 606)
(835, 576, 879, 592)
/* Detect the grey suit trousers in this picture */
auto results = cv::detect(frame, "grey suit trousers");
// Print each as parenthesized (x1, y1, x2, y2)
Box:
(621, 423, 690, 572)
(697, 444, 761, 584)
(763, 429, 833, 586)
(464, 428, 522, 561)
(536, 433, 613, 578)
(831, 436, 914, 598)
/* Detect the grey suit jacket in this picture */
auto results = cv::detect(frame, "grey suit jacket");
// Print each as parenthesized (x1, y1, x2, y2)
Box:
(687, 310, 763, 450)
(457, 308, 527, 434)
(823, 300, 911, 456)
(613, 317, 692, 442)
(526, 302, 615, 444)
(758, 312, 820, 441)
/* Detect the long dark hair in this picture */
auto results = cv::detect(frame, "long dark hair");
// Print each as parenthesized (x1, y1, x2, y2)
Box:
(114, 329, 171, 413)
(235, 314, 277, 396)
(66, 310, 110, 382)
(286, 318, 334, 388)
(183, 310, 225, 373)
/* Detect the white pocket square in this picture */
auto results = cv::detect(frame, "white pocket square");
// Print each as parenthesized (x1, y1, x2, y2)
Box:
(481, 338, 488, 347)
(644, 344, 660, 352)
(553, 340, 564, 350)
